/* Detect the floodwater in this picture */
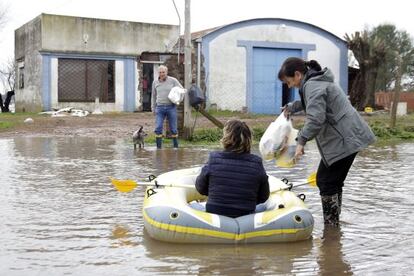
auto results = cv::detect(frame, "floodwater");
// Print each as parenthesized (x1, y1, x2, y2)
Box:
(0, 137, 413, 275)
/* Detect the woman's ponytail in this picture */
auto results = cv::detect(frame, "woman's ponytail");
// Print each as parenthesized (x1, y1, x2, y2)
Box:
(278, 58, 322, 81)
(304, 60, 322, 71)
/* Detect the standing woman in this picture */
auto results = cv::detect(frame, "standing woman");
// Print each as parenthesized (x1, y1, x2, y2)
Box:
(151, 65, 183, 149)
(278, 57, 376, 226)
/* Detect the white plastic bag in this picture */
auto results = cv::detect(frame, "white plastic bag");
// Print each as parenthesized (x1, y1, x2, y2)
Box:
(168, 87, 186, 105)
(259, 113, 298, 167)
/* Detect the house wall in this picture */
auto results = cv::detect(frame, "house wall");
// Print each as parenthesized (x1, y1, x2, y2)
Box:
(41, 14, 178, 55)
(14, 16, 43, 112)
(14, 14, 179, 112)
(201, 19, 347, 112)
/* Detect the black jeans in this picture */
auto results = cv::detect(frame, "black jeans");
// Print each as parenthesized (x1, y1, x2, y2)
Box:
(316, 152, 358, 196)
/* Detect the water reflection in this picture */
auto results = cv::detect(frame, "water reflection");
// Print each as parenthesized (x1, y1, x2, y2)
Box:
(0, 137, 413, 275)
(110, 225, 139, 248)
(142, 231, 313, 275)
(317, 227, 352, 276)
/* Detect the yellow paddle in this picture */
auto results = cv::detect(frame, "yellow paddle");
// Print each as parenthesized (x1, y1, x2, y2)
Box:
(293, 172, 317, 187)
(110, 172, 317, 193)
(109, 177, 194, 193)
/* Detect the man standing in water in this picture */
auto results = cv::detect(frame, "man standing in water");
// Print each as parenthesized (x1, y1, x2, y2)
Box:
(151, 65, 183, 149)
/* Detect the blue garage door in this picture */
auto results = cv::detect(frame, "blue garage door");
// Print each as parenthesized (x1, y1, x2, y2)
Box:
(252, 48, 302, 114)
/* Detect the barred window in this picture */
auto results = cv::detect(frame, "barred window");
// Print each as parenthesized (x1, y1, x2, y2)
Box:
(58, 59, 115, 102)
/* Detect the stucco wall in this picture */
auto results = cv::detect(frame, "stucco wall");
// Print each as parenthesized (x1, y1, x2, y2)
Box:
(14, 16, 43, 112)
(204, 22, 344, 111)
(41, 14, 179, 55)
(14, 14, 178, 112)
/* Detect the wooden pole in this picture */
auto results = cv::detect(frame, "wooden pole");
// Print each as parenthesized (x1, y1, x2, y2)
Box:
(182, 0, 193, 139)
(390, 55, 402, 128)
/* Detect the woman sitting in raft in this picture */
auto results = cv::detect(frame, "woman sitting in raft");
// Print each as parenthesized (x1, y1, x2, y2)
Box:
(195, 120, 270, 218)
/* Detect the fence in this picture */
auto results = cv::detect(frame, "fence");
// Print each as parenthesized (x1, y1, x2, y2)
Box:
(375, 92, 414, 112)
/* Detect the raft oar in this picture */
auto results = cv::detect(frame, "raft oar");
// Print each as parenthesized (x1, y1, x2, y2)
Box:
(109, 177, 194, 193)
(110, 172, 317, 193)
(296, 172, 317, 187)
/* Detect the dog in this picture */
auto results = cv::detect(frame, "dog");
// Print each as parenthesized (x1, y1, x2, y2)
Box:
(132, 125, 147, 149)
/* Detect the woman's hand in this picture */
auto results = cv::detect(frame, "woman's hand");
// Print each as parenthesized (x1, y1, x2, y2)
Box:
(294, 144, 305, 161)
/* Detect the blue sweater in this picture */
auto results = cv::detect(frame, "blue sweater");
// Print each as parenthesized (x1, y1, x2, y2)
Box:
(195, 151, 270, 218)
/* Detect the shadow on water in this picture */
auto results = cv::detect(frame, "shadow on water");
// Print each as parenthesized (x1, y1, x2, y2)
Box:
(0, 137, 413, 275)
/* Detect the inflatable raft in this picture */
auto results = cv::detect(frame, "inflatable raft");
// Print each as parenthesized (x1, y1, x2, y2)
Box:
(143, 167, 314, 244)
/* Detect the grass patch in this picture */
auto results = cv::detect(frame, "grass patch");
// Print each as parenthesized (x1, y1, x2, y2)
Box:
(0, 121, 13, 129)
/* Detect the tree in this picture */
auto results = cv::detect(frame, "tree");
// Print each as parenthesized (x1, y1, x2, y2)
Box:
(0, 59, 15, 113)
(390, 55, 403, 128)
(345, 31, 386, 110)
(0, 58, 16, 92)
(0, 2, 7, 30)
(371, 24, 414, 92)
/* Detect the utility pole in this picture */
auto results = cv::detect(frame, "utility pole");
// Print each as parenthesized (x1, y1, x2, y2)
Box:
(390, 55, 402, 128)
(182, 0, 193, 139)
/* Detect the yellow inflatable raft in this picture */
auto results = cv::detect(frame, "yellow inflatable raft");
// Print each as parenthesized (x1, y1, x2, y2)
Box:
(143, 167, 314, 243)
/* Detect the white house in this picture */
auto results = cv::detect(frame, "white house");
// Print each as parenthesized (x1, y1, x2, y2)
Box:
(195, 18, 348, 114)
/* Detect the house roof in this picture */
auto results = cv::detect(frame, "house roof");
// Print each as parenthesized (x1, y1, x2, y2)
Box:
(191, 18, 347, 44)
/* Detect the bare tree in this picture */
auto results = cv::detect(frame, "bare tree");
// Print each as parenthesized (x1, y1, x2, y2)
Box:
(390, 55, 403, 128)
(0, 59, 15, 112)
(0, 58, 16, 91)
(0, 2, 8, 31)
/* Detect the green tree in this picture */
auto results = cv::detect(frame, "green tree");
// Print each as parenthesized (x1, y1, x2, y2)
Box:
(370, 24, 414, 91)
(345, 31, 386, 110)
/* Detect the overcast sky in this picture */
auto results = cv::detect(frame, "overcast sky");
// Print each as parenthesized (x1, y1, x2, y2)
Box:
(1, 0, 413, 65)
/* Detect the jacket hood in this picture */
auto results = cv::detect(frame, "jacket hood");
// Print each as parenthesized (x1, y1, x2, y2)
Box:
(305, 68, 335, 83)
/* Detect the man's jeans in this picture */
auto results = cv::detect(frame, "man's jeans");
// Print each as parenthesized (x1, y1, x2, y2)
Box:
(154, 104, 177, 135)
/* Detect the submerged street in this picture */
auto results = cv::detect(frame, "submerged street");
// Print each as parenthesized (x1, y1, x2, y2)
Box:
(0, 137, 412, 275)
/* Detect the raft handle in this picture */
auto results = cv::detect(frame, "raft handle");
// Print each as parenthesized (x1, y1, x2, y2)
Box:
(298, 194, 306, 201)
(170, 212, 179, 219)
(294, 215, 303, 223)
(148, 175, 157, 182)
(146, 188, 157, 198)
(281, 178, 289, 184)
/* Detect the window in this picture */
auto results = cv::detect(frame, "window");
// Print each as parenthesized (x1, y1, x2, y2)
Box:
(17, 60, 25, 89)
(58, 59, 115, 102)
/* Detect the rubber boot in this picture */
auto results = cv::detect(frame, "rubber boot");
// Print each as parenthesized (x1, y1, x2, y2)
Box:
(321, 193, 341, 226)
(156, 137, 162, 149)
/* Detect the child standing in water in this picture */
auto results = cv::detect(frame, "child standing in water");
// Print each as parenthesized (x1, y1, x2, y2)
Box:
(196, 120, 270, 218)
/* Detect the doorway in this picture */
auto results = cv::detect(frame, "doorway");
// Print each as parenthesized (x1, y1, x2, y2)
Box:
(142, 63, 154, 111)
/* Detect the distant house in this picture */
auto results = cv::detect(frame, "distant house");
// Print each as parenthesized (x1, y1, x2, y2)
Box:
(14, 14, 179, 112)
(193, 18, 348, 114)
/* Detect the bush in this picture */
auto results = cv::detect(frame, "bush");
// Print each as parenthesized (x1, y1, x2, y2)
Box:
(252, 127, 266, 141)
(188, 126, 268, 144)
(369, 121, 414, 140)
(190, 128, 223, 143)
